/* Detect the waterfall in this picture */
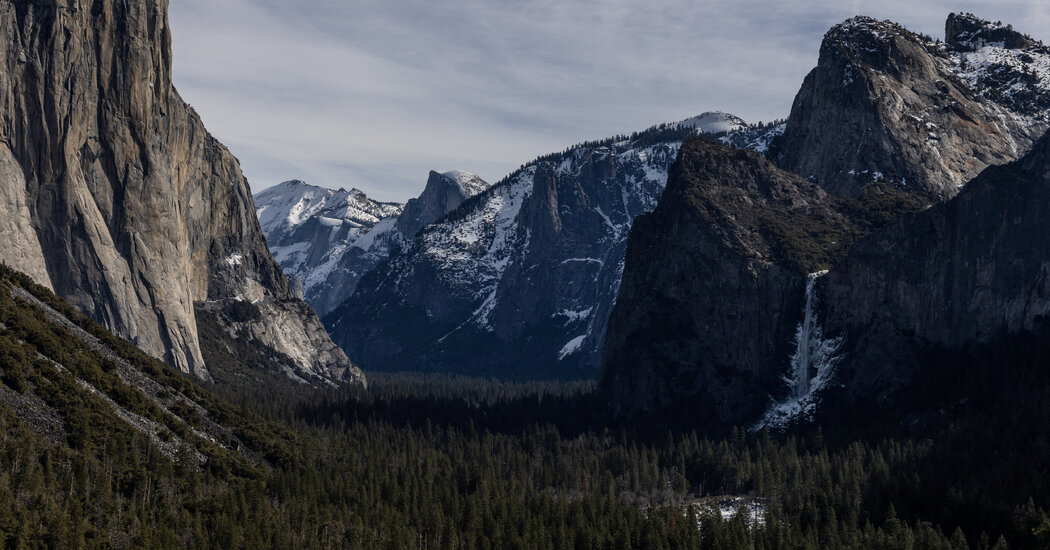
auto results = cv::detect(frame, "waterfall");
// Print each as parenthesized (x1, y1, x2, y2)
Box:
(754, 270, 841, 430)
(792, 274, 820, 399)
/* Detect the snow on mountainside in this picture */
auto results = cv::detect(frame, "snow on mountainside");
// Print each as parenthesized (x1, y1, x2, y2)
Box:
(722, 121, 786, 154)
(938, 13, 1050, 123)
(256, 180, 402, 241)
(255, 171, 491, 316)
(677, 112, 747, 135)
(441, 170, 490, 197)
(327, 118, 759, 377)
(254, 181, 404, 314)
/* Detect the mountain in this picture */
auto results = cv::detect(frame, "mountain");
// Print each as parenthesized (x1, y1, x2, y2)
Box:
(254, 180, 404, 316)
(600, 14, 1050, 429)
(600, 138, 858, 427)
(255, 170, 490, 316)
(0, 0, 360, 384)
(326, 122, 733, 377)
(676, 111, 748, 135)
(774, 14, 1050, 199)
(396, 170, 491, 238)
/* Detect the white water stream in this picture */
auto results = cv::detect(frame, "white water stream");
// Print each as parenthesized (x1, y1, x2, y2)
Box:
(755, 271, 842, 429)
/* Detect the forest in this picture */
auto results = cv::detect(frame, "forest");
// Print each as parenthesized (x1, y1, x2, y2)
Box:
(1, 264, 1049, 549)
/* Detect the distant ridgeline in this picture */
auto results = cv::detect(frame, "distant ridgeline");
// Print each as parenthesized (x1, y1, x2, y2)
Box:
(256, 113, 773, 378)
(254, 170, 490, 317)
(323, 119, 769, 378)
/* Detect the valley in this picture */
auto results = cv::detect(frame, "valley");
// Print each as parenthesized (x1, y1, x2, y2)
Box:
(1, 2, 1050, 548)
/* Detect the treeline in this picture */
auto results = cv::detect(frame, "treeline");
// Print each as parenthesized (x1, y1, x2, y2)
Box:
(2, 263, 1050, 548)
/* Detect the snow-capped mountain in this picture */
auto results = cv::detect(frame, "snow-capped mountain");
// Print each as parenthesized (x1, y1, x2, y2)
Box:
(945, 16, 1050, 122)
(677, 111, 747, 135)
(326, 118, 758, 377)
(255, 181, 404, 315)
(255, 171, 490, 316)
(396, 171, 491, 240)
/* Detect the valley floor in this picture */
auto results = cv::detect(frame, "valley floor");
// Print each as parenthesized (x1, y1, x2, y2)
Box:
(3, 362, 1049, 548)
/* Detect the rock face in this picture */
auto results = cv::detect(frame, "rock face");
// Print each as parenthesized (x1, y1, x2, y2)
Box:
(822, 131, 1050, 399)
(0, 0, 360, 383)
(945, 12, 1039, 52)
(774, 15, 1049, 199)
(255, 180, 404, 316)
(396, 171, 490, 239)
(255, 171, 489, 317)
(599, 138, 857, 427)
(327, 124, 702, 377)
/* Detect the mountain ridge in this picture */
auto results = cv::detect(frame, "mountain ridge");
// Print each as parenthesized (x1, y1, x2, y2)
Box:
(254, 169, 491, 316)
(325, 121, 752, 377)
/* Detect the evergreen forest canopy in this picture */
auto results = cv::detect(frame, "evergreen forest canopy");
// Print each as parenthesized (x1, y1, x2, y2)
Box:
(0, 263, 1049, 549)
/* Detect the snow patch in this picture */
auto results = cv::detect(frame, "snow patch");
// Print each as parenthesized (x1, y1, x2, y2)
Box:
(948, 42, 1050, 121)
(557, 335, 586, 360)
(556, 307, 594, 323)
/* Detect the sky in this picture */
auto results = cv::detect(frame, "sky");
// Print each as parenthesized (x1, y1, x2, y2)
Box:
(167, 1, 1050, 202)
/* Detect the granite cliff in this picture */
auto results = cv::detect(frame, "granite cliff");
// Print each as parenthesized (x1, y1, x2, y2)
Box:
(775, 14, 1049, 199)
(600, 138, 860, 427)
(822, 131, 1050, 401)
(0, 0, 360, 384)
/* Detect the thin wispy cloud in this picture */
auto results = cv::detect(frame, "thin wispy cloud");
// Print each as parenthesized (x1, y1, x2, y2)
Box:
(168, 0, 1050, 201)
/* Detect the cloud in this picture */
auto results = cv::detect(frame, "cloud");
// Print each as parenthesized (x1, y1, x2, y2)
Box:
(168, 0, 1050, 201)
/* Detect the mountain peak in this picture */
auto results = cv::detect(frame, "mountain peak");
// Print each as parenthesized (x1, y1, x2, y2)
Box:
(398, 171, 491, 239)
(818, 16, 929, 74)
(676, 112, 748, 136)
(775, 13, 1049, 199)
(436, 170, 490, 198)
(946, 12, 1040, 52)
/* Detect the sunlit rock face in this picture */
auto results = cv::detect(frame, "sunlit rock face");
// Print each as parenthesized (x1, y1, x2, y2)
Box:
(775, 14, 1050, 200)
(0, 0, 361, 384)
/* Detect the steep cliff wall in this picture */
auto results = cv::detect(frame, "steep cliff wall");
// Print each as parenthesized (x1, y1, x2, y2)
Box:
(0, 0, 360, 383)
(823, 131, 1050, 398)
(600, 138, 856, 427)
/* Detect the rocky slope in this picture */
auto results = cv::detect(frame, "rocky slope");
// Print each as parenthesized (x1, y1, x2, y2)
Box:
(0, 0, 360, 383)
(599, 138, 859, 427)
(0, 263, 276, 470)
(255, 171, 489, 316)
(327, 123, 717, 377)
(774, 13, 1050, 199)
(821, 130, 1050, 401)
